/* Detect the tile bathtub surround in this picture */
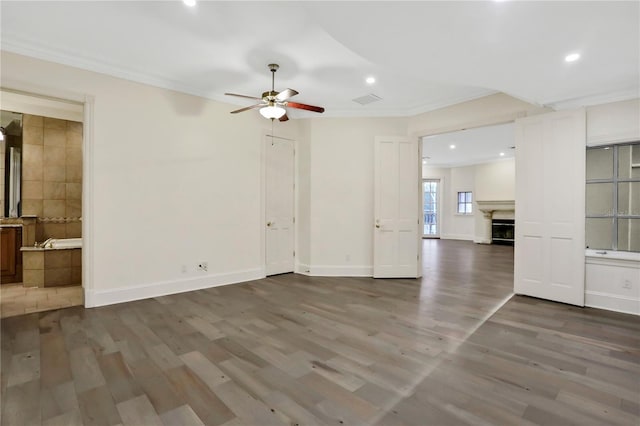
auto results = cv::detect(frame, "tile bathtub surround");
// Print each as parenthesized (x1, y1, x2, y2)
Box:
(21, 114, 83, 240)
(21, 248, 82, 288)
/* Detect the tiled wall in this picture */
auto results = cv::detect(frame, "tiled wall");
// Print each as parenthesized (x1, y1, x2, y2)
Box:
(21, 114, 82, 241)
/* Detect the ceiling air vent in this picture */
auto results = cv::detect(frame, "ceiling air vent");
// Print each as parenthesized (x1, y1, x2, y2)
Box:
(352, 94, 382, 106)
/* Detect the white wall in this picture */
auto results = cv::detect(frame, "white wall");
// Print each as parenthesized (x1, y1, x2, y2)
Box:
(446, 166, 476, 240)
(474, 159, 515, 201)
(1, 51, 300, 306)
(306, 117, 409, 276)
(295, 120, 312, 273)
(424, 159, 515, 241)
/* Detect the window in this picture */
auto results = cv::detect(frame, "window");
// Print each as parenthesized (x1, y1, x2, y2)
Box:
(457, 191, 473, 214)
(586, 142, 640, 252)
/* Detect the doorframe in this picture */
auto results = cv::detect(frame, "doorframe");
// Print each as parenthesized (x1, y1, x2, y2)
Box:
(0, 82, 94, 307)
(422, 177, 442, 239)
(412, 118, 520, 278)
(260, 129, 297, 277)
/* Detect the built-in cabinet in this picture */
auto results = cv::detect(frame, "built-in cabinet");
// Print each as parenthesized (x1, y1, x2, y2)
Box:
(1, 227, 22, 284)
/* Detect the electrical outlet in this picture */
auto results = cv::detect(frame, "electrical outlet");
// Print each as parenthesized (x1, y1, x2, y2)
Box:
(198, 262, 208, 272)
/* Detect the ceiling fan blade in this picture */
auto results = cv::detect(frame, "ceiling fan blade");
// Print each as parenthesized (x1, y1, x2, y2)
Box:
(279, 114, 289, 122)
(275, 89, 298, 102)
(230, 104, 263, 114)
(225, 93, 263, 101)
(286, 102, 325, 113)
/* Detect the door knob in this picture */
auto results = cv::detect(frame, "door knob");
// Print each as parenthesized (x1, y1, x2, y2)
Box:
(267, 221, 273, 227)
(375, 219, 380, 229)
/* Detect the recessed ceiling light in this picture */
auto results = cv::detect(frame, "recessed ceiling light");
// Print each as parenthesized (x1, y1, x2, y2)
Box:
(500, 152, 505, 156)
(565, 53, 580, 63)
(449, 144, 456, 149)
(365, 76, 376, 85)
(183, 0, 196, 7)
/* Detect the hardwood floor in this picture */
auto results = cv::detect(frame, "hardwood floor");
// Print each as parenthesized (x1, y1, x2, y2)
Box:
(1, 240, 639, 425)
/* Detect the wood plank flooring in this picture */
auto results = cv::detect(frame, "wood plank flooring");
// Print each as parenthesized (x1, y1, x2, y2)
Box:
(1, 240, 639, 425)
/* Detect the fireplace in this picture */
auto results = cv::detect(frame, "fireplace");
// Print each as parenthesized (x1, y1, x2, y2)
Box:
(475, 200, 515, 244)
(492, 219, 515, 245)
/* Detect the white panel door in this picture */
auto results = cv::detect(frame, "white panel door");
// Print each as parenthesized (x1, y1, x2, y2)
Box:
(265, 137, 294, 276)
(374, 136, 420, 278)
(515, 109, 586, 306)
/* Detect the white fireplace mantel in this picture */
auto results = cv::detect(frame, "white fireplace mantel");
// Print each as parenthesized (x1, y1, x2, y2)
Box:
(475, 200, 515, 244)
(476, 200, 515, 217)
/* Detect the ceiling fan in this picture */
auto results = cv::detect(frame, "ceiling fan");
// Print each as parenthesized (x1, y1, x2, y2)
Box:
(225, 63, 325, 122)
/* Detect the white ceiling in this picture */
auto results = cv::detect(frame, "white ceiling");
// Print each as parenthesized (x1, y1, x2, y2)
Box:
(422, 122, 515, 168)
(1, 1, 638, 118)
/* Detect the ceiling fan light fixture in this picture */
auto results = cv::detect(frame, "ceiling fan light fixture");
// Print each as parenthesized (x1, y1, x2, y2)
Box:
(259, 105, 286, 119)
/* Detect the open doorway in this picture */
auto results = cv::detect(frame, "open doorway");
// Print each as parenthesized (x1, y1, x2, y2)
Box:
(0, 93, 85, 318)
(421, 122, 515, 244)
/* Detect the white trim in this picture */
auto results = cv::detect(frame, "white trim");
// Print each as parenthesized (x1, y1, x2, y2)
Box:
(585, 291, 640, 316)
(309, 265, 373, 277)
(544, 87, 639, 112)
(473, 237, 492, 244)
(82, 96, 95, 307)
(85, 268, 264, 308)
(587, 132, 640, 147)
(295, 263, 311, 276)
(585, 250, 640, 264)
(0, 89, 83, 121)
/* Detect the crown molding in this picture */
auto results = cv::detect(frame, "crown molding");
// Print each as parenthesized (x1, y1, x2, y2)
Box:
(542, 87, 640, 111)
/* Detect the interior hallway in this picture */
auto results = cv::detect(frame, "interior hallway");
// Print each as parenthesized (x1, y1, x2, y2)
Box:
(1, 240, 638, 425)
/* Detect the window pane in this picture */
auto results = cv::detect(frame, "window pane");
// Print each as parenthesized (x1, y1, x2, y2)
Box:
(618, 182, 640, 216)
(457, 203, 464, 214)
(618, 144, 640, 179)
(458, 192, 465, 203)
(618, 218, 640, 252)
(587, 147, 614, 180)
(586, 218, 614, 250)
(465, 203, 472, 214)
(465, 192, 473, 203)
(586, 183, 614, 216)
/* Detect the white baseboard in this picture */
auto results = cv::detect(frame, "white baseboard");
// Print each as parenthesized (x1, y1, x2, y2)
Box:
(295, 263, 312, 276)
(585, 291, 640, 316)
(473, 237, 491, 244)
(309, 265, 373, 277)
(84, 268, 264, 308)
(441, 234, 474, 241)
